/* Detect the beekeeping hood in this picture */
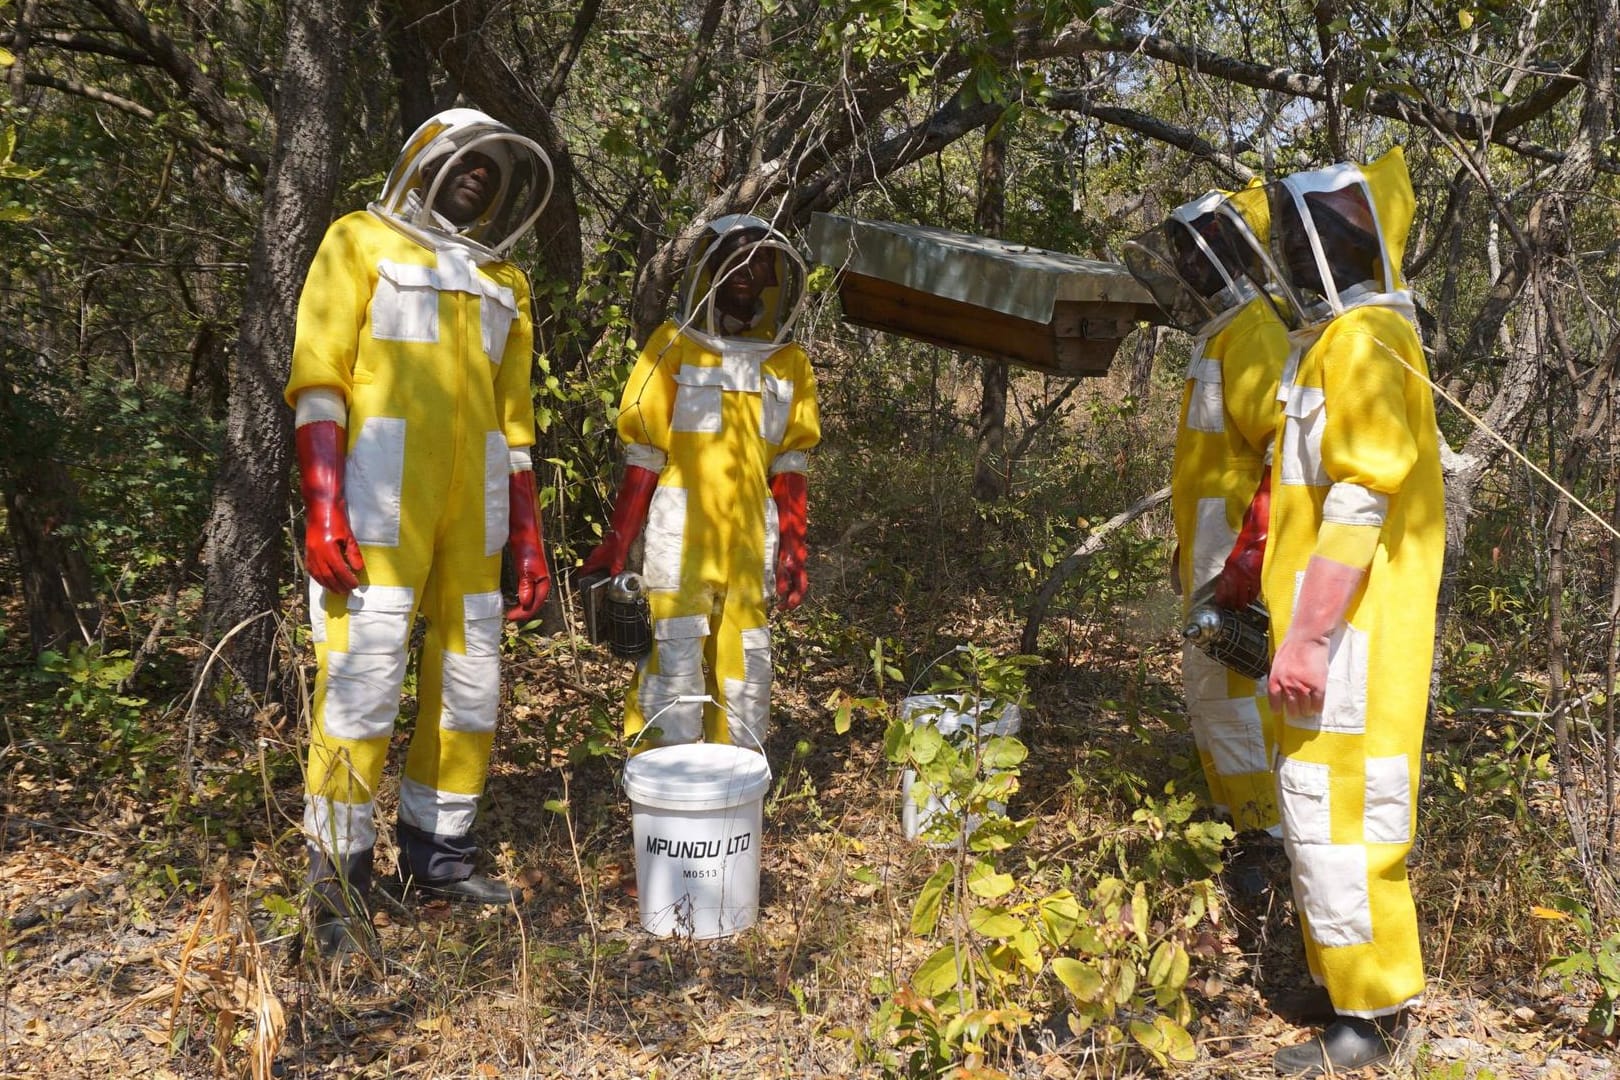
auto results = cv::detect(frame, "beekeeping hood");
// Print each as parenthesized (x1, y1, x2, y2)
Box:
(370, 108, 554, 263)
(1121, 184, 1271, 337)
(1230, 147, 1414, 331)
(676, 214, 808, 348)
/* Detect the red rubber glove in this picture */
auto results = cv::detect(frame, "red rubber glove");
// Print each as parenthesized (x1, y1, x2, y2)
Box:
(506, 469, 550, 622)
(578, 465, 659, 577)
(296, 420, 364, 594)
(1268, 555, 1364, 719)
(1213, 471, 1270, 610)
(770, 471, 809, 610)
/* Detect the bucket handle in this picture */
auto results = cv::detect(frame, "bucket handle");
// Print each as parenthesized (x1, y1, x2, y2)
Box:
(624, 693, 773, 785)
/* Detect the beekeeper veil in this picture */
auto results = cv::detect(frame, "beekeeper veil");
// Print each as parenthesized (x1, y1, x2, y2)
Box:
(372, 107, 554, 263)
(676, 214, 808, 345)
(1233, 147, 1414, 330)
(1122, 188, 1268, 336)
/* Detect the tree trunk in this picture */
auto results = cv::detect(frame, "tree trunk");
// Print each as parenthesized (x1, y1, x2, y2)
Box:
(1, 0, 102, 657)
(0, 370, 102, 657)
(972, 119, 1010, 502)
(399, 0, 586, 372)
(197, 0, 358, 721)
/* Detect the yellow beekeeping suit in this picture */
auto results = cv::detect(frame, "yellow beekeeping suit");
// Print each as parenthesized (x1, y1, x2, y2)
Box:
(616, 316, 820, 747)
(1259, 147, 1443, 1017)
(287, 109, 547, 884)
(1173, 295, 1288, 832)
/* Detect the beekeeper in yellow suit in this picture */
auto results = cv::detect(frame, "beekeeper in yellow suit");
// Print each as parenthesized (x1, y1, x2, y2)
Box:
(1228, 147, 1442, 1075)
(1125, 186, 1289, 845)
(579, 215, 820, 750)
(286, 108, 554, 958)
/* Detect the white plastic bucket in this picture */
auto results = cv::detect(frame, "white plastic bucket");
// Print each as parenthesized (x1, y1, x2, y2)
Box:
(900, 694, 1023, 845)
(622, 743, 772, 938)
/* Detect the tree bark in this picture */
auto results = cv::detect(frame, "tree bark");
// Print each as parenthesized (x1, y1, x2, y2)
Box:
(972, 119, 1011, 503)
(398, 0, 586, 371)
(197, 0, 358, 719)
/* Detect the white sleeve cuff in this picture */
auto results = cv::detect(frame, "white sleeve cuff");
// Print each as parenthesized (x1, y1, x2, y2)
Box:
(1322, 481, 1388, 527)
(294, 388, 347, 428)
(624, 443, 668, 472)
(769, 450, 808, 476)
(508, 446, 533, 474)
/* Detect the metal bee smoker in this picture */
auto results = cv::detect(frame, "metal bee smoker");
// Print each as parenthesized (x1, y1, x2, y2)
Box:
(580, 569, 652, 660)
(1183, 600, 1272, 682)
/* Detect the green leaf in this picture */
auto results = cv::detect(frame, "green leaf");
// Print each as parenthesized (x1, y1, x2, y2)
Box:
(834, 703, 852, 735)
(910, 723, 945, 765)
(979, 734, 1027, 770)
(1147, 940, 1189, 991)
(966, 859, 1015, 899)
(911, 863, 952, 936)
(542, 798, 569, 814)
(1051, 957, 1105, 1003)
(912, 944, 965, 996)
(0, 47, 14, 69)
(968, 905, 1022, 939)
(1038, 891, 1080, 947)
(883, 718, 911, 762)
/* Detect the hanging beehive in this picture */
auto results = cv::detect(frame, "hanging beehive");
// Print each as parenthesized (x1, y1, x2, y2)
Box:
(807, 213, 1162, 377)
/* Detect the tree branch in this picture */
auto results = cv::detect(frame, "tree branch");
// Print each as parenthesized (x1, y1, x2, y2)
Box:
(86, 0, 267, 174)
(22, 70, 249, 174)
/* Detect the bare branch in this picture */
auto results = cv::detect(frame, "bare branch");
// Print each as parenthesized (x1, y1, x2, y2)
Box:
(86, 0, 267, 174)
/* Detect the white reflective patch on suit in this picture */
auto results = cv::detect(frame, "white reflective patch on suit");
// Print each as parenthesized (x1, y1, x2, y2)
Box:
(652, 623, 706, 671)
(372, 261, 441, 342)
(1277, 756, 1333, 845)
(304, 795, 377, 856)
(479, 278, 516, 363)
(1190, 497, 1236, 593)
(1364, 755, 1412, 844)
(1293, 842, 1374, 948)
(1320, 622, 1369, 733)
(675, 353, 765, 393)
(1185, 358, 1226, 434)
(770, 450, 807, 476)
(1284, 618, 1369, 733)
(739, 626, 772, 681)
(723, 674, 770, 751)
(1181, 643, 1231, 705)
(483, 431, 509, 557)
(762, 496, 780, 602)
(309, 579, 328, 644)
(344, 584, 414, 655)
(398, 776, 479, 838)
(1200, 695, 1268, 777)
(625, 442, 668, 472)
(346, 416, 406, 547)
(1279, 386, 1329, 487)
(1323, 481, 1388, 527)
(295, 387, 347, 428)
(761, 375, 793, 443)
(323, 650, 406, 741)
(440, 649, 500, 732)
(672, 367, 724, 433)
(463, 591, 505, 657)
(637, 670, 706, 743)
(643, 486, 688, 590)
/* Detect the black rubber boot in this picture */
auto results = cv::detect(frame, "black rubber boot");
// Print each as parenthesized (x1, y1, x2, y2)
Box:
(305, 846, 377, 960)
(1223, 829, 1286, 899)
(1273, 1012, 1404, 1076)
(397, 871, 519, 906)
(395, 821, 518, 906)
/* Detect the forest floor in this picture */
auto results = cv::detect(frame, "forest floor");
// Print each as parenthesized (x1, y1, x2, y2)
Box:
(2, 581, 1617, 1079)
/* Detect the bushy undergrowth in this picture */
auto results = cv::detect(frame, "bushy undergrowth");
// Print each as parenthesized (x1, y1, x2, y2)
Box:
(3, 329, 1616, 1077)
